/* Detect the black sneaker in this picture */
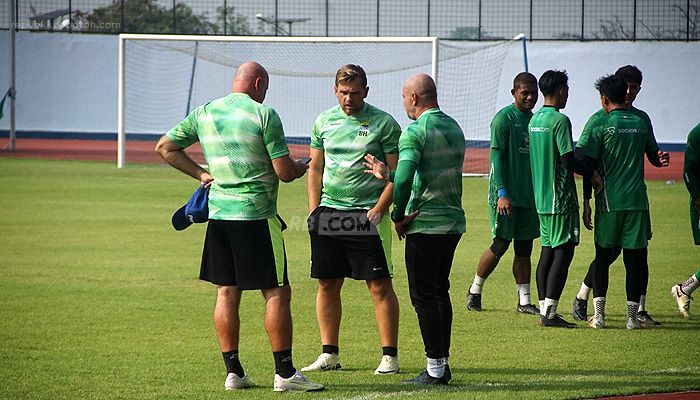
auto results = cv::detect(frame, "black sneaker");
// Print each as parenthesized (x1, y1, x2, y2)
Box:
(572, 297, 588, 321)
(467, 292, 482, 311)
(516, 303, 540, 315)
(444, 364, 451, 382)
(539, 315, 576, 328)
(637, 311, 661, 326)
(401, 371, 448, 385)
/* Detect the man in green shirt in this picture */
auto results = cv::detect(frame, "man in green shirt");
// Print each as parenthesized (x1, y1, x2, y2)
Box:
(671, 122, 700, 318)
(573, 65, 665, 326)
(303, 64, 401, 375)
(579, 74, 669, 329)
(528, 70, 602, 329)
(467, 72, 540, 315)
(365, 73, 465, 385)
(155, 62, 323, 392)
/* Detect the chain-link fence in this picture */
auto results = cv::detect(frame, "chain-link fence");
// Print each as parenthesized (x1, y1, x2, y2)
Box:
(1, 0, 698, 40)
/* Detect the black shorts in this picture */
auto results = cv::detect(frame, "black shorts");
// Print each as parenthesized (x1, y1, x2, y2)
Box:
(200, 216, 288, 290)
(307, 206, 393, 280)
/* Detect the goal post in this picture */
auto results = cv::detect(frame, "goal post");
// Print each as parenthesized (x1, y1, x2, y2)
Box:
(117, 34, 515, 174)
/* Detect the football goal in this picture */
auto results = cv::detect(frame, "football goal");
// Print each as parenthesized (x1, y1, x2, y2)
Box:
(118, 34, 517, 174)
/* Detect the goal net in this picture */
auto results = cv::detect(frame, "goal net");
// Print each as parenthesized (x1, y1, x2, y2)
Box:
(118, 34, 513, 175)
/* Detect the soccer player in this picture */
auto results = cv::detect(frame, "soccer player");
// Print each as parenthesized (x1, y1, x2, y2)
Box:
(572, 65, 664, 326)
(528, 70, 602, 328)
(466, 72, 540, 315)
(578, 74, 669, 329)
(303, 64, 401, 375)
(365, 73, 465, 385)
(673, 121, 700, 318)
(154, 62, 324, 392)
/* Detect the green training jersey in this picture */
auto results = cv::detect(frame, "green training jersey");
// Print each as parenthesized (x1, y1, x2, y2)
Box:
(166, 93, 290, 221)
(311, 103, 400, 210)
(488, 103, 535, 208)
(582, 109, 659, 212)
(528, 106, 578, 215)
(685, 122, 700, 163)
(577, 107, 652, 149)
(399, 108, 466, 234)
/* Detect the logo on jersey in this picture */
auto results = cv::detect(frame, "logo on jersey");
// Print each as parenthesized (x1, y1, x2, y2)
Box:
(358, 121, 370, 137)
(519, 133, 530, 154)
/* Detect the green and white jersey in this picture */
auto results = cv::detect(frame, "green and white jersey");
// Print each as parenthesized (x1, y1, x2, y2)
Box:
(166, 93, 290, 221)
(577, 107, 652, 149)
(488, 103, 535, 208)
(528, 106, 578, 215)
(582, 109, 659, 212)
(311, 103, 400, 210)
(399, 108, 466, 234)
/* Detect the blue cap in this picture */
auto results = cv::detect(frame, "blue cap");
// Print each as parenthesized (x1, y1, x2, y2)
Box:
(171, 184, 209, 231)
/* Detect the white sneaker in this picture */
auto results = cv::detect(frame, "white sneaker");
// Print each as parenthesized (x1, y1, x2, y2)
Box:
(273, 370, 325, 392)
(224, 372, 255, 390)
(374, 355, 399, 375)
(300, 353, 341, 372)
(671, 284, 692, 319)
(626, 317, 643, 330)
(588, 314, 605, 329)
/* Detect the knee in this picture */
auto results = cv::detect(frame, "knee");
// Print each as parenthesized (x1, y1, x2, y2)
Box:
(318, 278, 343, 296)
(217, 285, 241, 306)
(513, 240, 533, 257)
(490, 237, 511, 258)
(368, 278, 396, 300)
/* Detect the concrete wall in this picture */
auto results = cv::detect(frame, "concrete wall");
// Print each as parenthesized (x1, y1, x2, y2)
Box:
(1, 32, 698, 145)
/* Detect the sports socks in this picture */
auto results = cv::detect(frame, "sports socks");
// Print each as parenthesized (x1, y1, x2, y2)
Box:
(593, 297, 606, 318)
(516, 283, 531, 305)
(681, 272, 700, 295)
(638, 295, 647, 312)
(322, 345, 339, 355)
(469, 275, 485, 294)
(222, 350, 245, 377)
(543, 298, 559, 319)
(577, 282, 592, 301)
(273, 349, 295, 379)
(426, 357, 445, 378)
(626, 301, 640, 321)
(382, 346, 398, 357)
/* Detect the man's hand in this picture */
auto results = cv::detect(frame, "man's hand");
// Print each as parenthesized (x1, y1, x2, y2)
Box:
(199, 171, 214, 187)
(497, 196, 511, 217)
(367, 206, 386, 226)
(394, 210, 420, 240)
(294, 159, 310, 178)
(591, 170, 604, 195)
(658, 151, 670, 167)
(583, 198, 593, 230)
(363, 154, 390, 181)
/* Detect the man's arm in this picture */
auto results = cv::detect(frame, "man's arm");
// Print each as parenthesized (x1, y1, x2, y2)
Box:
(307, 148, 325, 214)
(367, 153, 398, 224)
(490, 147, 511, 216)
(271, 155, 308, 183)
(646, 149, 670, 168)
(684, 157, 700, 212)
(155, 135, 212, 183)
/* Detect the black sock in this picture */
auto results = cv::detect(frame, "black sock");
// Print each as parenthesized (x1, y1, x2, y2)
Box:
(322, 345, 339, 355)
(273, 349, 295, 379)
(382, 346, 397, 357)
(222, 350, 245, 377)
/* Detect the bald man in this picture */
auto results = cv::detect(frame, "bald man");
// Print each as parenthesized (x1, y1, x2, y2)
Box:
(155, 62, 324, 392)
(365, 73, 466, 385)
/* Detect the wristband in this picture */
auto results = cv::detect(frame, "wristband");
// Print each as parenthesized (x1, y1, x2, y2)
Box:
(497, 188, 507, 198)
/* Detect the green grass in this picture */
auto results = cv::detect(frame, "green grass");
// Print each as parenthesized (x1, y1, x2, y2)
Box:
(0, 157, 698, 400)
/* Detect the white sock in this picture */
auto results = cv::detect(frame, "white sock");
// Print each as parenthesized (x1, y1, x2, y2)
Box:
(627, 301, 640, 320)
(470, 275, 485, 295)
(544, 298, 559, 319)
(539, 300, 545, 315)
(516, 284, 531, 306)
(681, 274, 700, 294)
(426, 357, 445, 378)
(593, 297, 606, 318)
(638, 295, 647, 312)
(577, 283, 592, 301)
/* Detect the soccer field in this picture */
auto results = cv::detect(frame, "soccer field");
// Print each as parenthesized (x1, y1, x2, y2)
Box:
(0, 158, 698, 400)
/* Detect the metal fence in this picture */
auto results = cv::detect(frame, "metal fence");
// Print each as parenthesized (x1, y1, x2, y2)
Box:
(2, 0, 698, 40)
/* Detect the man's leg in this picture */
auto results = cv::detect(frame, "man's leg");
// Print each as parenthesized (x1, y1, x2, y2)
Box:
(316, 278, 344, 348)
(588, 244, 615, 328)
(622, 248, 646, 329)
(215, 285, 247, 381)
(535, 246, 554, 312)
(538, 241, 576, 328)
(467, 238, 510, 311)
(366, 278, 399, 349)
(513, 240, 538, 314)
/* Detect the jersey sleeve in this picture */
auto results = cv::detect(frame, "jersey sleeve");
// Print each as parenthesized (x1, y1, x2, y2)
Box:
(166, 106, 202, 149)
(644, 126, 660, 154)
(554, 116, 574, 156)
(261, 107, 290, 160)
(576, 112, 600, 149)
(398, 124, 424, 164)
(490, 112, 509, 150)
(582, 125, 603, 161)
(380, 115, 401, 154)
(686, 124, 700, 162)
(310, 115, 324, 150)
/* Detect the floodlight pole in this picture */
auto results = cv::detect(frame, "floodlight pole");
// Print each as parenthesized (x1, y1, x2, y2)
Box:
(513, 33, 529, 72)
(7, 0, 17, 151)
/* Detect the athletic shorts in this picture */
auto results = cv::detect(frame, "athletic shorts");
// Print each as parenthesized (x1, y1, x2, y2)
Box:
(594, 210, 651, 249)
(307, 206, 393, 280)
(690, 199, 700, 245)
(538, 211, 580, 248)
(200, 216, 288, 290)
(489, 205, 540, 241)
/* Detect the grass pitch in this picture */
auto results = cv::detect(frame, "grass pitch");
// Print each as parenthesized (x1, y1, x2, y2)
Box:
(0, 157, 698, 400)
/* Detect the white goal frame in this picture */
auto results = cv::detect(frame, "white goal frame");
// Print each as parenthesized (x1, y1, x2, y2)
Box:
(117, 34, 439, 168)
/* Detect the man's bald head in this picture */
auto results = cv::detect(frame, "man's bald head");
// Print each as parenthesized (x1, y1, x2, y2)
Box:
(232, 61, 270, 103)
(402, 73, 438, 120)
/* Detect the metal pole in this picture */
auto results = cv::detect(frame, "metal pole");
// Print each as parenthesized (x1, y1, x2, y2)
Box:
(325, 0, 329, 36)
(633, 0, 637, 41)
(581, 0, 585, 40)
(172, 0, 176, 33)
(223, 0, 227, 35)
(529, 0, 533, 41)
(687, 0, 691, 41)
(186, 42, 198, 116)
(8, 0, 16, 151)
(68, 0, 72, 32)
(426, 0, 430, 36)
(521, 36, 528, 72)
(478, 0, 482, 40)
(274, 0, 279, 36)
(376, 0, 380, 36)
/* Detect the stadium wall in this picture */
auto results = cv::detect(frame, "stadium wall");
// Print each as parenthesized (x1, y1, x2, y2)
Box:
(0, 31, 698, 149)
